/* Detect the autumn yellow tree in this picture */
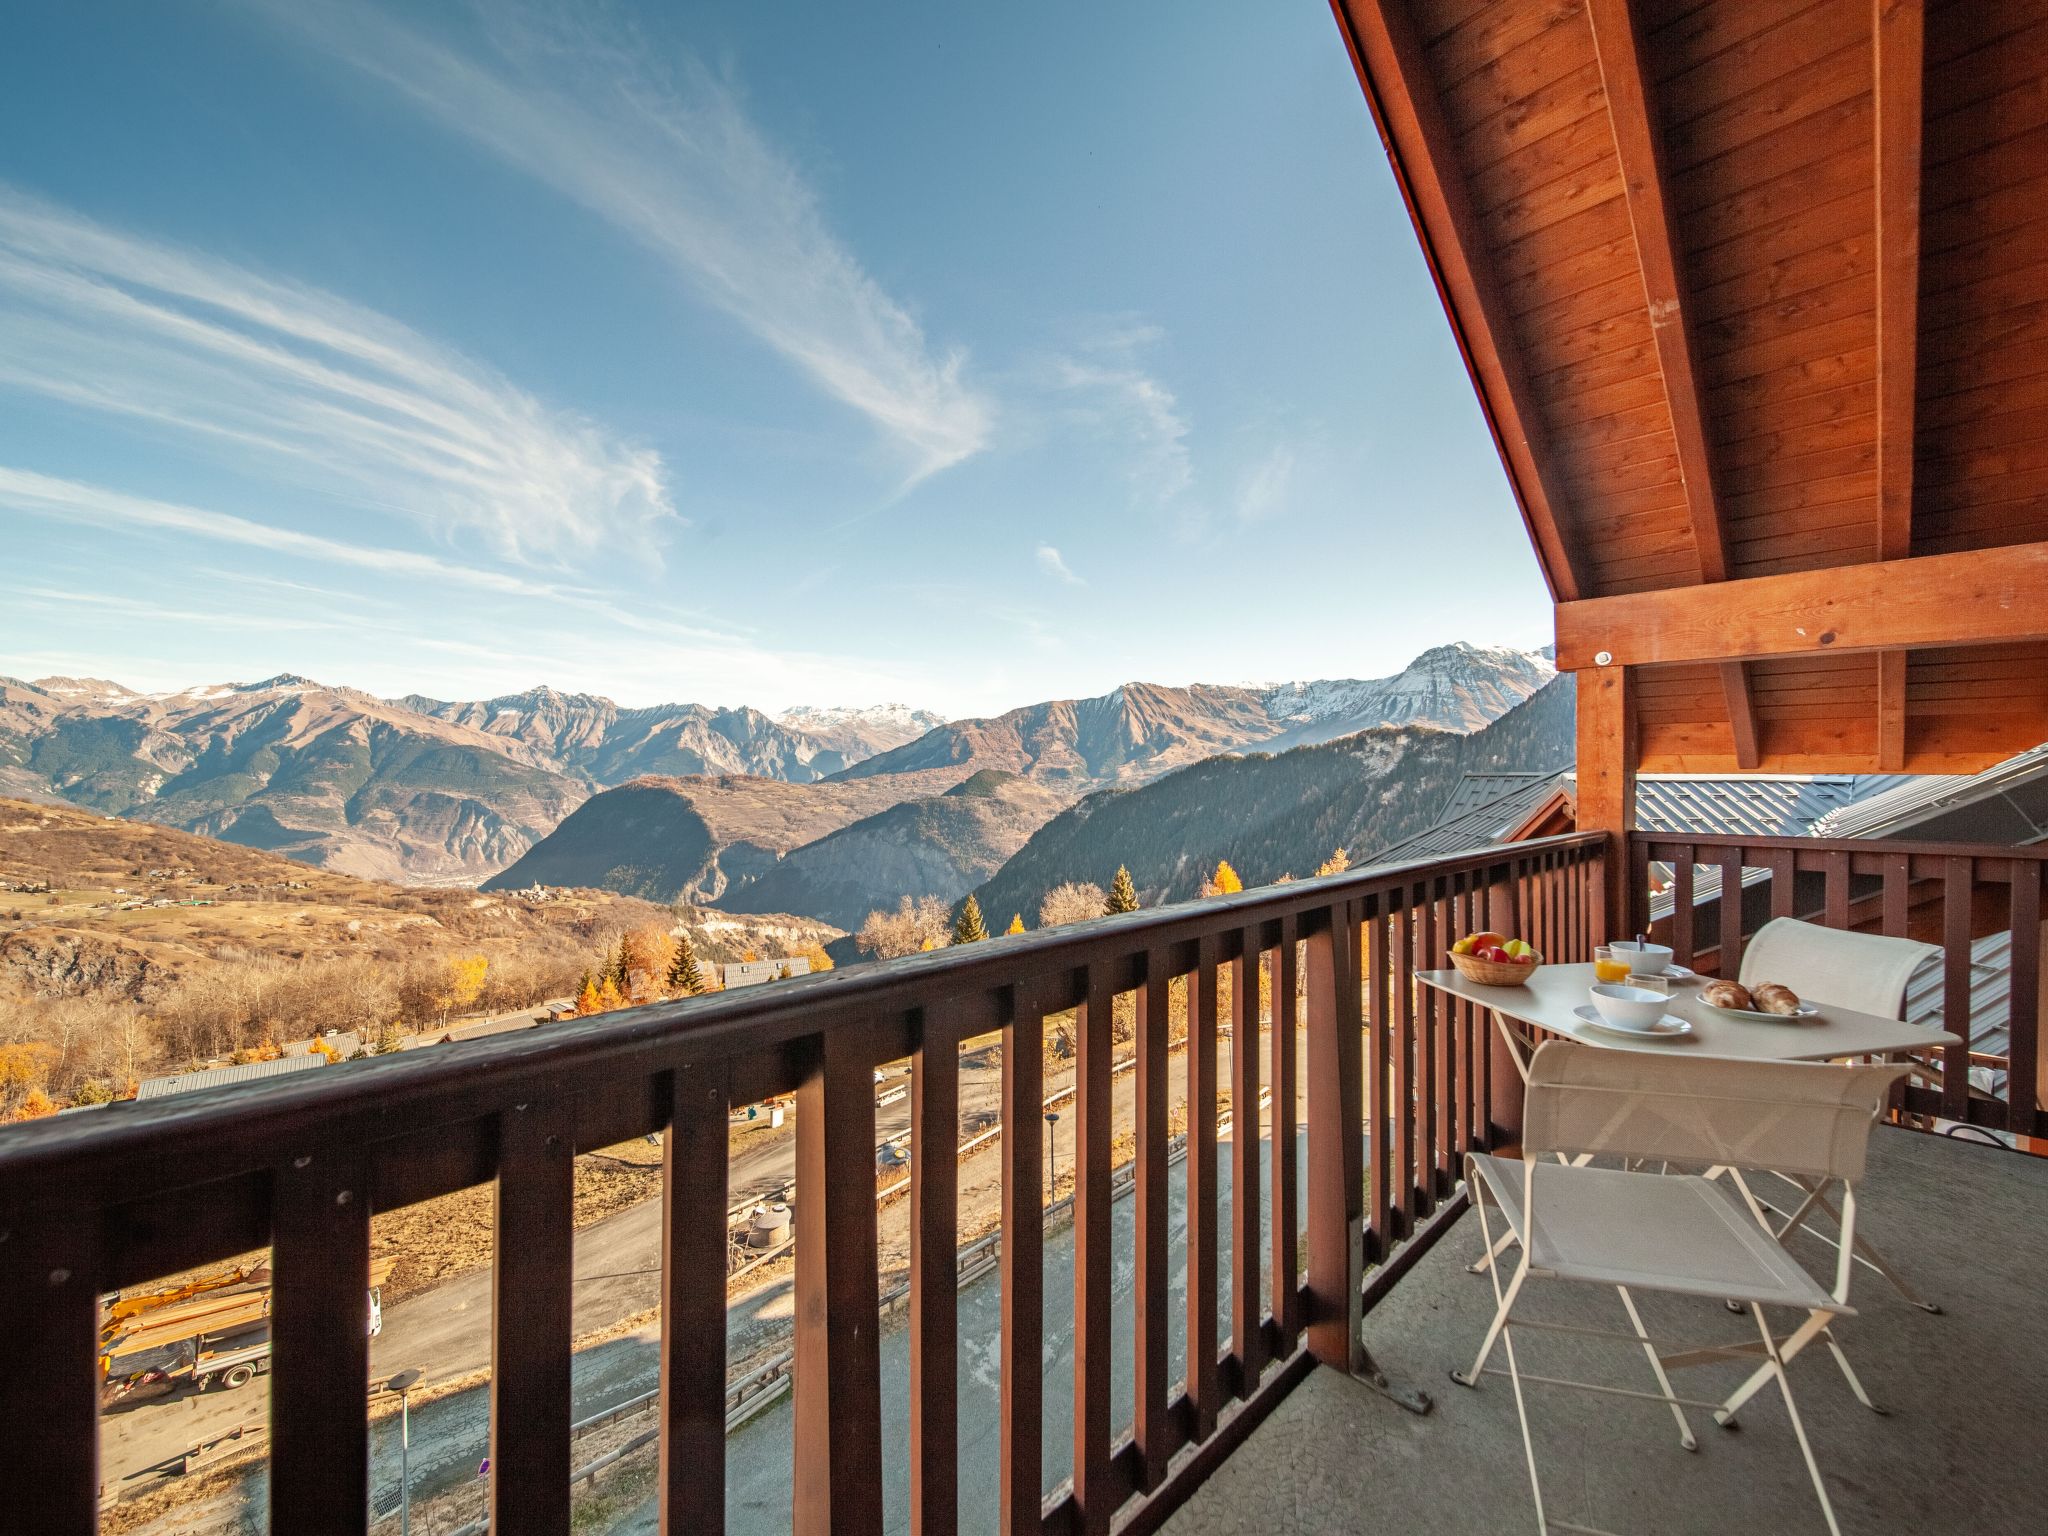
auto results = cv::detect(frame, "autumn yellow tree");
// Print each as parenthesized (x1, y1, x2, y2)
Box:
(596, 976, 625, 1012)
(1006, 913, 1026, 935)
(576, 976, 602, 1016)
(1316, 847, 1351, 877)
(621, 924, 676, 1003)
(435, 953, 489, 1021)
(1200, 860, 1244, 898)
(797, 942, 835, 973)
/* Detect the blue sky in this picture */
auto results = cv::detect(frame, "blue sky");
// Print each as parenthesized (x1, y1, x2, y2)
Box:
(0, 0, 1550, 718)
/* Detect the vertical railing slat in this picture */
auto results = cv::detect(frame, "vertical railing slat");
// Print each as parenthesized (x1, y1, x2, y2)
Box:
(1719, 850, 1746, 979)
(1135, 949, 1172, 1489)
(1230, 926, 1266, 1396)
(1671, 856, 1696, 969)
(1186, 936, 1222, 1440)
(910, 1006, 961, 1536)
(662, 1065, 729, 1535)
(1269, 915, 1301, 1355)
(2007, 862, 2043, 1140)
(1365, 899, 1390, 1257)
(1883, 853, 1912, 937)
(1073, 964, 1115, 1534)
(1391, 894, 1417, 1233)
(999, 984, 1045, 1534)
(1769, 848, 1796, 922)
(1825, 851, 1852, 931)
(1304, 901, 1364, 1372)
(1415, 880, 1439, 1214)
(492, 1098, 577, 1536)
(0, 1212, 96, 1536)
(1942, 859, 1975, 1122)
(1630, 834, 1654, 940)
(794, 1029, 884, 1536)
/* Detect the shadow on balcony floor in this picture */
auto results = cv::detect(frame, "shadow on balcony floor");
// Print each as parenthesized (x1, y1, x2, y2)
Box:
(1163, 1128, 2047, 1536)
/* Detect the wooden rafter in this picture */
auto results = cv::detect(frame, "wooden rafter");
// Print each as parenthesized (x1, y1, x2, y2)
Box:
(1554, 542, 2048, 669)
(1330, 0, 1585, 602)
(1584, 0, 1726, 586)
(1874, 0, 1924, 770)
(1586, 0, 1757, 766)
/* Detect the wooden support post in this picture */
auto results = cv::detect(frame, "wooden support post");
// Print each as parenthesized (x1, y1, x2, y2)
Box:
(661, 1065, 728, 1535)
(1577, 663, 1637, 946)
(492, 1100, 576, 1536)
(793, 1027, 884, 1536)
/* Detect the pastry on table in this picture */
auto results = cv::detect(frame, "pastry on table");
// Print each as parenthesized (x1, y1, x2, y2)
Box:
(1750, 982, 1803, 1015)
(1701, 979, 1754, 1011)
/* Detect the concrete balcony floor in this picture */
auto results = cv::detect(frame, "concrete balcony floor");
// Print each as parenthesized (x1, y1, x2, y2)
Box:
(1164, 1129, 2048, 1536)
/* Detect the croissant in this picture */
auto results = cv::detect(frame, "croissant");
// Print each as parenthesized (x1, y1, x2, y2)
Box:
(1751, 982, 1803, 1016)
(1702, 980, 1754, 1011)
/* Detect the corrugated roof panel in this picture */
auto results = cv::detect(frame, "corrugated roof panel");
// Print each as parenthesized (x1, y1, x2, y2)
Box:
(135, 1053, 328, 1100)
(1435, 772, 1551, 824)
(1812, 744, 2048, 843)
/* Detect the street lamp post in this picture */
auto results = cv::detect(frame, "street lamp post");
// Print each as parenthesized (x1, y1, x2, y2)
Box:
(1044, 1110, 1060, 1202)
(383, 1368, 424, 1536)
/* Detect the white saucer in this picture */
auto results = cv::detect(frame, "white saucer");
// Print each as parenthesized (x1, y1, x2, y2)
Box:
(1660, 963, 1699, 981)
(1571, 1003, 1693, 1040)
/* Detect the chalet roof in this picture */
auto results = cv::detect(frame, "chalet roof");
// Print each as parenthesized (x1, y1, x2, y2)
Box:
(1435, 771, 1553, 822)
(135, 1053, 327, 1100)
(1332, 1, 2048, 775)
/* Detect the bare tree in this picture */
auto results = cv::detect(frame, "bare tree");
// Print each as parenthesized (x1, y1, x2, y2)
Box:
(856, 895, 953, 959)
(1038, 882, 1107, 929)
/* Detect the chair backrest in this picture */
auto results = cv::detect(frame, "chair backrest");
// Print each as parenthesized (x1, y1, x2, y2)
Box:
(1738, 917, 1939, 1022)
(1522, 1040, 1909, 1182)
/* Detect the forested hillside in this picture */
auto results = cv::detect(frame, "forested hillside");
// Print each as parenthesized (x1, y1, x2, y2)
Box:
(969, 675, 1575, 922)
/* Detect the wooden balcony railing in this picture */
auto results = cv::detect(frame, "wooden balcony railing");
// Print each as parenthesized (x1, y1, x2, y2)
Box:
(0, 833, 1604, 1536)
(1631, 832, 2046, 1141)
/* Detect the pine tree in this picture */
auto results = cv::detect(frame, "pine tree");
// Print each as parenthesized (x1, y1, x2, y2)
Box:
(1006, 913, 1026, 935)
(576, 976, 602, 1016)
(953, 893, 990, 944)
(1105, 865, 1140, 915)
(605, 942, 628, 991)
(666, 930, 706, 995)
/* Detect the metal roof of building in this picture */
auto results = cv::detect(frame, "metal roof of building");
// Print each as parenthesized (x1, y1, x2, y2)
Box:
(1810, 744, 2048, 845)
(1367, 772, 1570, 867)
(1434, 772, 1553, 824)
(135, 1052, 328, 1100)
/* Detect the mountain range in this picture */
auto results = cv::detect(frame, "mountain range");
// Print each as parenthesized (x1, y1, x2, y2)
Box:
(966, 673, 1577, 924)
(0, 642, 1554, 899)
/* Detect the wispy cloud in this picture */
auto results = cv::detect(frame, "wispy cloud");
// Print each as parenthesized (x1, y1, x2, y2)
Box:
(1035, 543, 1083, 586)
(1049, 324, 1192, 502)
(257, 0, 992, 483)
(1235, 444, 1295, 524)
(0, 186, 672, 563)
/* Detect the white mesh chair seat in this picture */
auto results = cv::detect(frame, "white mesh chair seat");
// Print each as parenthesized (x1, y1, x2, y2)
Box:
(1468, 1155, 1840, 1312)
(1455, 1042, 1908, 1536)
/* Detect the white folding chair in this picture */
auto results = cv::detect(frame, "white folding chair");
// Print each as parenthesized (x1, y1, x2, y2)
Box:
(1735, 918, 1944, 1314)
(1456, 1040, 1909, 1536)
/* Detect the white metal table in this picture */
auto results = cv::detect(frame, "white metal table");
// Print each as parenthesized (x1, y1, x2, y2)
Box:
(1417, 962, 1963, 1313)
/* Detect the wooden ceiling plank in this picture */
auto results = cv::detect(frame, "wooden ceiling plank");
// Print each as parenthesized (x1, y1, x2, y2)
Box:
(1330, 0, 1585, 601)
(1555, 541, 2048, 669)
(1875, 0, 1923, 562)
(1586, 0, 1728, 590)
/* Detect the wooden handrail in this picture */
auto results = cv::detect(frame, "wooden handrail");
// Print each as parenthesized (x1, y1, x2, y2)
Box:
(0, 832, 1607, 1536)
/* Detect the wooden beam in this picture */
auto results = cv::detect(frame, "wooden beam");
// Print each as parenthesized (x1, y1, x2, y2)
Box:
(1576, 666, 1637, 943)
(1718, 661, 1760, 770)
(1876, 649, 1909, 771)
(1330, 0, 1584, 601)
(1874, 0, 1923, 773)
(1555, 542, 2048, 670)
(1585, 0, 1727, 586)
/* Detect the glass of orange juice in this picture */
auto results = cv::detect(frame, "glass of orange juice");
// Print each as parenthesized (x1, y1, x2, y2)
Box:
(1593, 945, 1632, 984)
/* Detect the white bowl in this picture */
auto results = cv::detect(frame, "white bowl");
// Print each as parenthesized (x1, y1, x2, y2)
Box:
(1589, 982, 1670, 1032)
(1609, 940, 1675, 977)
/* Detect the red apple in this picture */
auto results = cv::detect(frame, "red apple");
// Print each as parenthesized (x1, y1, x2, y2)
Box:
(1479, 945, 1510, 963)
(1509, 951, 1536, 965)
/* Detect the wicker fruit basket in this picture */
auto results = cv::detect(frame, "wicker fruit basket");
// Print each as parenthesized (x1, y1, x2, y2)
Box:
(1448, 949, 1543, 986)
